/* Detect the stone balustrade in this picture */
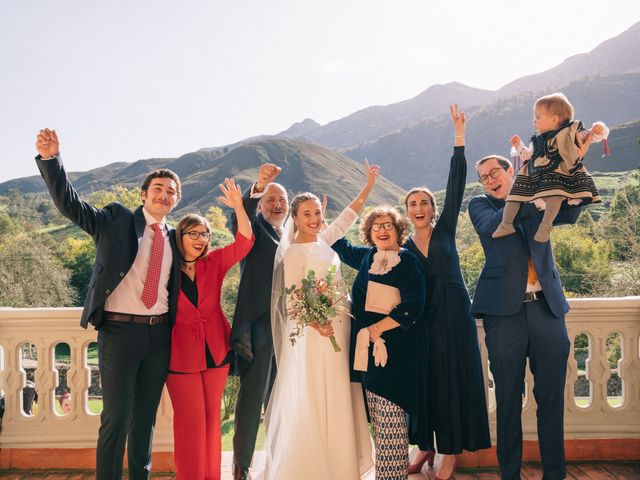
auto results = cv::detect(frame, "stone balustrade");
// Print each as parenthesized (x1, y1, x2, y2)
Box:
(1, 297, 639, 459)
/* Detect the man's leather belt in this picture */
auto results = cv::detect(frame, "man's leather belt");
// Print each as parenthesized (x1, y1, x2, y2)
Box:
(524, 291, 544, 302)
(104, 312, 169, 325)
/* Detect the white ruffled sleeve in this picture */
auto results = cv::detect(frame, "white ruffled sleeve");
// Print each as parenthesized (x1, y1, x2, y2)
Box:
(320, 207, 359, 246)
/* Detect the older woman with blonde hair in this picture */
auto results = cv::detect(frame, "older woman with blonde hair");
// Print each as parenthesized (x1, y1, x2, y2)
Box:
(332, 205, 426, 480)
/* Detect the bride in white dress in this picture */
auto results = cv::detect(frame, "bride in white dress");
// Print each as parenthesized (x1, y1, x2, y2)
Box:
(262, 163, 380, 480)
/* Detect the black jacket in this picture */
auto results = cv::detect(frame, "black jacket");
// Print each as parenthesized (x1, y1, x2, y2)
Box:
(229, 188, 280, 368)
(36, 155, 181, 329)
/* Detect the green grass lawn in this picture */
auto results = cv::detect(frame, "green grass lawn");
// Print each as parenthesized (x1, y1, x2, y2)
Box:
(574, 396, 623, 408)
(221, 415, 265, 452)
(54, 344, 99, 365)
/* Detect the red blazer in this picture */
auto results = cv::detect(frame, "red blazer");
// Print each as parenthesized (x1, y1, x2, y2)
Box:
(169, 231, 254, 373)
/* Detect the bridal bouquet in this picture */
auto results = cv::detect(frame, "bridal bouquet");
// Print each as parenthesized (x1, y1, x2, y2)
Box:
(284, 265, 349, 352)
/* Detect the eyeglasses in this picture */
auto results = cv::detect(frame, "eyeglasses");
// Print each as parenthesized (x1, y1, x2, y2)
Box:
(479, 167, 503, 184)
(371, 222, 395, 232)
(183, 231, 211, 241)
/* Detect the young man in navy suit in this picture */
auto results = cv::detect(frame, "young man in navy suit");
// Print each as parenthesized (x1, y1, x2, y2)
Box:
(35, 128, 182, 480)
(469, 154, 582, 480)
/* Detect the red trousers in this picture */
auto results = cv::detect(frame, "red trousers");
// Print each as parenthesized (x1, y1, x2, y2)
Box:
(166, 366, 229, 480)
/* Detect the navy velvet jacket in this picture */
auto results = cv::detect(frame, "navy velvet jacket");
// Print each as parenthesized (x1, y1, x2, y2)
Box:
(332, 240, 425, 414)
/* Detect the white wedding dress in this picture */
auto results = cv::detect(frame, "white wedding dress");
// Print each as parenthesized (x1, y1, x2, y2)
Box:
(261, 207, 374, 480)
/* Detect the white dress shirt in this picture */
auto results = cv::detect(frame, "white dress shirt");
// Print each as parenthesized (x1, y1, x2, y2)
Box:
(104, 207, 173, 315)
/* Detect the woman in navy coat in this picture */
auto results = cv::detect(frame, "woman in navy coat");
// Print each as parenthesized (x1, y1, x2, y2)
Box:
(332, 205, 425, 479)
(404, 105, 491, 479)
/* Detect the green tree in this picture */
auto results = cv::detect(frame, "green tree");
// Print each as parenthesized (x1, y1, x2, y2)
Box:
(59, 237, 96, 306)
(458, 242, 485, 299)
(0, 212, 24, 236)
(551, 225, 613, 295)
(88, 185, 141, 210)
(206, 205, 230, 233)
(0, 234, 76, 307)
(598, 171, 640, 261)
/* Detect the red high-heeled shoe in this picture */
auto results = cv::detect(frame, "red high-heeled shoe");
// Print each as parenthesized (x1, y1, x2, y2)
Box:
(435, 458, 457, 480)
(408, 450, 435, 474)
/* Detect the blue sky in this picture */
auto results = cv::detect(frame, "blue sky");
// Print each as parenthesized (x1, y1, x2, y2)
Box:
(1, 1, 639, 182)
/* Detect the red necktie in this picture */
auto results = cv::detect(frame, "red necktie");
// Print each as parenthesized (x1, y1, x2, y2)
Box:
(141, 223, 164, 309)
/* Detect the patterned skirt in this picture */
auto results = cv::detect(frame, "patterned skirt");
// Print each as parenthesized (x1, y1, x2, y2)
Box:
(507, 165, 601, 204)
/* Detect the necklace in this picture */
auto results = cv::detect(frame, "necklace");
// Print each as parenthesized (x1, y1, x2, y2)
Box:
(181, 256, 197, 272)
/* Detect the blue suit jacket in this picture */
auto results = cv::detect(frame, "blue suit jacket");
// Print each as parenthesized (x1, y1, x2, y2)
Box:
(468, 195, 580, 318)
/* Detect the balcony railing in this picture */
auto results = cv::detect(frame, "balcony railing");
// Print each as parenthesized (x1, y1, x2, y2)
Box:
(1, 297, 639, 467)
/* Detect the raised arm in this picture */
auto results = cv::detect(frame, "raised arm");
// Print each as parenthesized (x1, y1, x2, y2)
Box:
(510, 135, 533, 161)
(35, 128, 108, 236)
(217, 178, 255, 271)
(469, 196, 540, 235)
(219, 178, 252, 240)
(321, 161, 380, 245)
(231, 163, 281, 234)
(438, 105, 467, 232)
(347, 160, 379, 214)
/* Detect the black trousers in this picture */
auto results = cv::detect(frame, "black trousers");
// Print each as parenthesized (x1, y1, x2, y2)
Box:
(483, 298, 570, 480)
(96, 320, 171, 480)
(232, 315, 276, 469)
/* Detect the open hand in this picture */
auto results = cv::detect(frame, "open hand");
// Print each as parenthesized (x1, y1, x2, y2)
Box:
(218, 178, 243, 209)
(257, 163, 281, 189)
(510, 135, 522, 149)
(450, 104, 466, 136)
(364, 159, 381, 188)
(36, 128, 60, 159)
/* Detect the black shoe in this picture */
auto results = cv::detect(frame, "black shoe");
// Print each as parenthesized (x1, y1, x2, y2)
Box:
(233, 463, 250, 480)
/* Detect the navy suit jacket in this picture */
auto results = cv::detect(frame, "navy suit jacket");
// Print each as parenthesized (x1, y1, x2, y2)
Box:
(36, 155, 181, 329)
(468, 195, 580, 318)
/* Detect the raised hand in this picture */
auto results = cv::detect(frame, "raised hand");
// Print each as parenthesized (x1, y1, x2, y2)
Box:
(510, 135, 522, 149)
(218, 178, 243, 209)
(36, 128, 60, 159)
(364, 159, 381, 189)
(257, 163, 281, 189)
(322, 194, 327, 216)
(575, 130, 594, 159)
(450, 104, 466, 137)
(590, 123, 605, 136)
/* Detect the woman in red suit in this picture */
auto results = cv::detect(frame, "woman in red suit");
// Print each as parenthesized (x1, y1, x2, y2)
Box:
(167, 178, 254, 480)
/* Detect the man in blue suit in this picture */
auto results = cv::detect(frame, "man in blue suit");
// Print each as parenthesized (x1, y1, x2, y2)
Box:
(469, 155, 580, 480)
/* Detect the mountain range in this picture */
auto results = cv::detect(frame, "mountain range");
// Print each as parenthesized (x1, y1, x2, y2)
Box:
(2, 21, 640, 208)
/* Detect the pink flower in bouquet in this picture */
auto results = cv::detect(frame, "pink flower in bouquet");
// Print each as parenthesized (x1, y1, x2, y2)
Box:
(316, 279, 329, 294)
